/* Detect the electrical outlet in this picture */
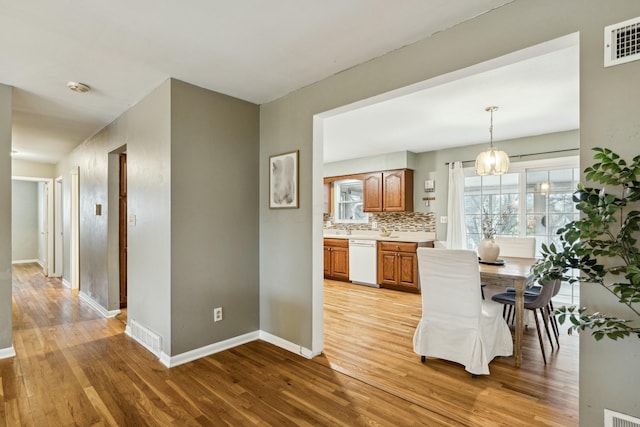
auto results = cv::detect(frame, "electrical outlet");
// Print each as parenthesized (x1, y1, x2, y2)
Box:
(440, 216, 448, 224)
(214, 307, 223, 322)
(371, 221, 378, 229)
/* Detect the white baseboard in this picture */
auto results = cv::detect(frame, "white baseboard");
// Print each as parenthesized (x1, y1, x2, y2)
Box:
(150, 330, 318, 369)
(62, 278, 71, 288)
(11, 259, 38, 264)
(160, 331, 260, 368)
(259, 330, 318, 359)
(0, 346, 16, 359)
(78, 291, 121, 318)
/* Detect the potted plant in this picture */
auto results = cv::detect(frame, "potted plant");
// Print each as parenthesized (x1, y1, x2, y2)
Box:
(533, 148, 640, 340)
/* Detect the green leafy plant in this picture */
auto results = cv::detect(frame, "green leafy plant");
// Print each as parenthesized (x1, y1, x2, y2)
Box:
(533, 147, 640, 340)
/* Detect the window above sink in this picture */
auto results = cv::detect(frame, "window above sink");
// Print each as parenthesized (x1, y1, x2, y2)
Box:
(333, 179, 369, 224)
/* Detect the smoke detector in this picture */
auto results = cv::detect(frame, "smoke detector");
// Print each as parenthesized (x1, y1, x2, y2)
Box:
(67, 81, 91, 93)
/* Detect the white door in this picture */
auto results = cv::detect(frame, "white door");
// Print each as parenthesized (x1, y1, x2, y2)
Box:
(54, 177, 63, 277)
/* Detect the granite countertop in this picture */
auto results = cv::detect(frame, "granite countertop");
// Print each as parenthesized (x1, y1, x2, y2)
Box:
(323, 230, 436, 243)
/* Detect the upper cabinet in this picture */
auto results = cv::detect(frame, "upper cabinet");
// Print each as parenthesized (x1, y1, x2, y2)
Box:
(364, 169, 413, 212)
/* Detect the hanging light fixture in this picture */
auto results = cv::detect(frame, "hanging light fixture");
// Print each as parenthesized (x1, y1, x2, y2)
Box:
(475, 106, 509, 176)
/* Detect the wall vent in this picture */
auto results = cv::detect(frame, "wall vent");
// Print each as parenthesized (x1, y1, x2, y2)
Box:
(605, 16, 640, 67)
(605, 409, 640, 427)
(129, 319, 162, 357)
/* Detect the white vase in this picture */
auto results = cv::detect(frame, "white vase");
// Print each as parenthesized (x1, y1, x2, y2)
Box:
(478, 238, 500, 262)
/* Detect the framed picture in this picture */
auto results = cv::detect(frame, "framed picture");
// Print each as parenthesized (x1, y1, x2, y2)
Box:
(269, 150, 299, 209)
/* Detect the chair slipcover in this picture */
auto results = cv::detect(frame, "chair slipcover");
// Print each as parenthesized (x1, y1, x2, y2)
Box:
(413, 248, 513, 375)
(494, 237, 536, 258)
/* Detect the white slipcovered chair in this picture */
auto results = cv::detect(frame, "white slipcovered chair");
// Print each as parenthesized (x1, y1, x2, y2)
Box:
(413, 248, 513, 375)
(494, 236, 536, 258)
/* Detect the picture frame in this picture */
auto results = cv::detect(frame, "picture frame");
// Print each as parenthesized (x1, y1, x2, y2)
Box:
(269, 150, 299, 209)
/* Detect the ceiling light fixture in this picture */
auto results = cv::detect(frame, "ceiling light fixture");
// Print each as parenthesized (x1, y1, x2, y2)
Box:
(67, 81, 91, 93)
(475, 106, 509, 176)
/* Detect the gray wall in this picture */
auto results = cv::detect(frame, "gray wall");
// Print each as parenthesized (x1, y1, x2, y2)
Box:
(54, 78, 260, 357)
(56, 79, 173, 352)
(11, 180, 38, 261)
(259, 1, 640, 424)
(170, 80, 259, 355)
(0, 84, 12, 351)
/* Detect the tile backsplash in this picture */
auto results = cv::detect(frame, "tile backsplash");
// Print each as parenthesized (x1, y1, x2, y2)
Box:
(323, 211, 436, 233)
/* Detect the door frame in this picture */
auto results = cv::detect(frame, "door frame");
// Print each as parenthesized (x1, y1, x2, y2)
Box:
(12, 176, 54, 276)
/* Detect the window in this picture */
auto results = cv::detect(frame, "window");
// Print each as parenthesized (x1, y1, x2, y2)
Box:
(332, 179, 369, 223)
(464, 157, 580, 304)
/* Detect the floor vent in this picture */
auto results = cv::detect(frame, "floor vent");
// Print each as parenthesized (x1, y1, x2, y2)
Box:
(605, 409, 640, 427)
(129, 320, 162, 357)
(605, 16, 640, 67)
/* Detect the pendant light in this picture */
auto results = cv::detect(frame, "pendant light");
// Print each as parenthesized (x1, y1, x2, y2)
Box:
(475, 106, 509, 176)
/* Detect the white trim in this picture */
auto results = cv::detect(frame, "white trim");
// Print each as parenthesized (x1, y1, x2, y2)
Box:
(78, 291, 121, 318)
(128, 330, 320, 368)
(62, 278, 71, 288)
(159, 331, 260, 368)
(12, 259, 39, 264)
(0, 346, 16, 359)
(259, 330, 318, 359)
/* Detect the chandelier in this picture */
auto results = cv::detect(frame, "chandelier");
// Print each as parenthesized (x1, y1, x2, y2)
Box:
(475, 106, 509, 176)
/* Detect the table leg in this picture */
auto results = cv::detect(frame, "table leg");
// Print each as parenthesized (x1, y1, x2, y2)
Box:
(514, 277, 525, 368)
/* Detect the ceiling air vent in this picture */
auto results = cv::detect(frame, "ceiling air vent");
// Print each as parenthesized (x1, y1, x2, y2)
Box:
(604, 16, 640, 67)
(604, 409, 640, 427)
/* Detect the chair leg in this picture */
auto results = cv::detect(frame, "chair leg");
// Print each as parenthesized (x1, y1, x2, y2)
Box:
(541, 307, 555, 350)
(549, 301, 560, 348)
(532, 309, 548, 365)
(547, 304, 560, 348)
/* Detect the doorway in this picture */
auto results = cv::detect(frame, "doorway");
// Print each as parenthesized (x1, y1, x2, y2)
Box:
(119, 153, 127, 308)
(70, 169, 80, 289)
(11, 177, 54, 275)
(312, 33, 580, 356)
(53, 177, 63, 277)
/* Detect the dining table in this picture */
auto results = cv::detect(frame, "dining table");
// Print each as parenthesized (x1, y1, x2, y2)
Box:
(478, 256, 536, 368)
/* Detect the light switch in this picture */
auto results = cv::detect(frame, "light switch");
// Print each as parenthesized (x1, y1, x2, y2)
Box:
(95, 204, 102, 216)
(128, 214, 136, 226)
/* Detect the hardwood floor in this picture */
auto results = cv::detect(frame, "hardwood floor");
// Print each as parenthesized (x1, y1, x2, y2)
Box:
(1, 264, 578, 426)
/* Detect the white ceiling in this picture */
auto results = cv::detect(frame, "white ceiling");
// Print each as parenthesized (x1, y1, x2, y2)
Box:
(322, 35, 580, 163)
(0, 0, 579, 167)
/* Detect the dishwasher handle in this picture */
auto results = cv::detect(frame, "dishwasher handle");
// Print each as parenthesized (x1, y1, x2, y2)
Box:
(349, 239, 377, 247)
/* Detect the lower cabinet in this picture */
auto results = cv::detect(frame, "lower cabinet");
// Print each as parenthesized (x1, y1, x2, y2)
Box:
(324, 238, 349, 281)
(377, 241, 433, 293)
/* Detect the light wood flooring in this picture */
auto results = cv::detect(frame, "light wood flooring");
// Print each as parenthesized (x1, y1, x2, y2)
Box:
(1, 263, 578, 425)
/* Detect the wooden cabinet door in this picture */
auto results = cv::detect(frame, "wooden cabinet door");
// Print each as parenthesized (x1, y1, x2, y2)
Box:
(383, 169, 413, 212)
(324, 246, 331, 276)
(383, 170, 404, 212)
(323, 182, 331, 214)
(363, 172, 383, 212)
(330, 247, 349, 280)
(378, 251, 398, 286)
(397, 252, 418, 290)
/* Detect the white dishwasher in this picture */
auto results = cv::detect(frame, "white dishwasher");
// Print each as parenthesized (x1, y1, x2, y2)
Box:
(348, 239, 379, 287)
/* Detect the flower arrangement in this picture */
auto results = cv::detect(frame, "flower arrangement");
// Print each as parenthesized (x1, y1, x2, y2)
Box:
(481, 215, 503, 240)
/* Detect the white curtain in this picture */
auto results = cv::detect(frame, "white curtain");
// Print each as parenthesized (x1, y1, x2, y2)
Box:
(446, 161, 467, 249)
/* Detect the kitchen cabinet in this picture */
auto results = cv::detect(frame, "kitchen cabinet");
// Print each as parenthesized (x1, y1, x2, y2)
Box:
(377, 240, 432, 292)
(324, 238, 349, 281)
(363, 169, 413, 212)
(323, 182, 331, 214)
